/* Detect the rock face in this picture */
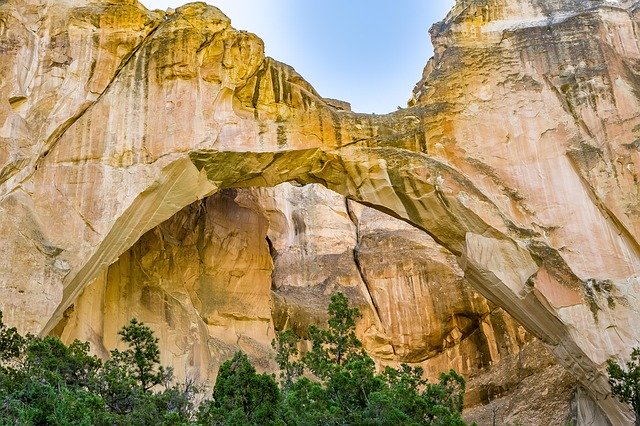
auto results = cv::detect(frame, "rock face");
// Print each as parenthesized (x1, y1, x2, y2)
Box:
(1, 0, 639, 423)
(56, 183, 578, 425)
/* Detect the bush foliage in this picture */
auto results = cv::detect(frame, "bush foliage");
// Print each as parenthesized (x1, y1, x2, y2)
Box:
(607, 348, 640, 425)
(268, 293, 467, 426)
(0, 294, 469, 425)
(0, 311, 196, 425)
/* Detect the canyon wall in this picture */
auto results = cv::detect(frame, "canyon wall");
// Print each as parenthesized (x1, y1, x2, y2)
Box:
(56, 184, 578, 424)
(1, 0, 639, 423)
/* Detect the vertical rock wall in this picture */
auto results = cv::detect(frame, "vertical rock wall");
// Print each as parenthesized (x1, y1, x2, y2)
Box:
(58, 183, 580, 424)
(1, 0, 639, 423)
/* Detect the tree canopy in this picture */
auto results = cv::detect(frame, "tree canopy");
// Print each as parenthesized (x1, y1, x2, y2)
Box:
(0, 294, 469, 425)
(0, 314, 196, 425)
(270, 293, 468, 425)
(607, 347, 640, 426)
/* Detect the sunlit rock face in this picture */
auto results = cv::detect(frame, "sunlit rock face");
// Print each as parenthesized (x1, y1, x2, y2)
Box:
(410, 0, 640, 422)
(56, 183, 578, 425)
(1, 0, 639, 423)
(56, 189, 278, 382)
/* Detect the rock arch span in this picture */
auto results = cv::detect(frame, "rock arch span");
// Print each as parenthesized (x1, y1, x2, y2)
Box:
(1, 0, 639, 423)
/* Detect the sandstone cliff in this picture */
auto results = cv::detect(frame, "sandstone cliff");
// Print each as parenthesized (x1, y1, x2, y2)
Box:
(1, 0, 639, 424)
(54, 184, 577, 424)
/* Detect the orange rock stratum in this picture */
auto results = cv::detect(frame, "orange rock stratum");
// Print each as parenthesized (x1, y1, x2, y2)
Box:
(1, 0, 639, 423)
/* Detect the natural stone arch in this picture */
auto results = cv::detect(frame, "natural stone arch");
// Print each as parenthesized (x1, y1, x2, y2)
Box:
(41, 143, 629, 423)
(1, 0, 639, 423)
(45, 144, 515, 332)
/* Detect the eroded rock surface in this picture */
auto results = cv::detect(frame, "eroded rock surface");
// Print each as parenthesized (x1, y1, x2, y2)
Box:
(1, 0, 639, 423)
(56, 183, 577, 424)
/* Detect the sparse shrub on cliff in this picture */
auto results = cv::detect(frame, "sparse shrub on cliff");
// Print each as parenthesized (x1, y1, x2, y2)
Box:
(607, 348, 640, 425)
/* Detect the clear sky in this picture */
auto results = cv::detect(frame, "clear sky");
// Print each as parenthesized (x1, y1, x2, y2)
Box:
(139, 1, 455, 113)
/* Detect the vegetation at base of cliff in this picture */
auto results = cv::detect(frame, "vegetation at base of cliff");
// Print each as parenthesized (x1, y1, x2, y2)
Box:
(268, 293, 467, 426)
(607, 347, 640, 425)
(0, 312, 197, 425)
(0, 294, 469, 425)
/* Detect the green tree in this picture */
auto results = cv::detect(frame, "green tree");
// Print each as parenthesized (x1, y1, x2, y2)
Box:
(0, 296, 470, 425)
(275, 292, 469, 425)
(111, 318, 169, 391)
(0, 313, 110, 425)
(272, 329, 303, 389)
(26, 337, 102, 389)
(304, 293, 365, 380)
(0, 311, 30, 404)
(0, 311, 28, 362)
(607, 348, 640, 425)
(0, 313, 197, 425)
(197, 352, 281, 425)
(98, 318, 196, 424)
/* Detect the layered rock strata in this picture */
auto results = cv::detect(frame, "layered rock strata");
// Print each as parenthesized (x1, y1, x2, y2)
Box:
(57, 183, 577, 424)
(1, 0, 639, 423)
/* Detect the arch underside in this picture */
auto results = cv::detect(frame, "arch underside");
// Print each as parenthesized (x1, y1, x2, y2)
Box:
(43, 144, 636, 424)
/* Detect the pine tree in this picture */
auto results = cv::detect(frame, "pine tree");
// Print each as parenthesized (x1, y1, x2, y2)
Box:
(607, 348, 640, 425)
(197, 352, 281, 425)
(275, 292, 468, 425)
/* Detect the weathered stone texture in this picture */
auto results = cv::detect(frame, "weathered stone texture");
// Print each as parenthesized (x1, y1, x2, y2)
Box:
(1, 0, 639, 423)
(57, 183, 571, 423)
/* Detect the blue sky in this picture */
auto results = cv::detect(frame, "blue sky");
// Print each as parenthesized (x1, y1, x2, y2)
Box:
(140, 1, 454, 113)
